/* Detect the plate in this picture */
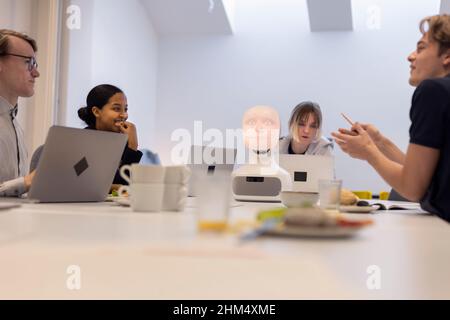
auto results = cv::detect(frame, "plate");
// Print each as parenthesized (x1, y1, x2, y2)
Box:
(339, 205, 378, 213)
(264, 224, 366, 238)
(113, 198, 130, 207)
(0, 203, 21, 211)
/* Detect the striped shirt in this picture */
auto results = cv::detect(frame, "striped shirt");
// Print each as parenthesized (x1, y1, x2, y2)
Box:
(0, 96, 28, 196)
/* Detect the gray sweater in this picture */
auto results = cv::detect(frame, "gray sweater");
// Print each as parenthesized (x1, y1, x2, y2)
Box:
(278, 135, 333, 156)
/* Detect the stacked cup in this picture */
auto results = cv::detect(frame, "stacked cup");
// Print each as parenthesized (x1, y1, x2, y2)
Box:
(162, 165, 190, 211)
(118, 164, 165, 212)
(118, 164, 190, 212)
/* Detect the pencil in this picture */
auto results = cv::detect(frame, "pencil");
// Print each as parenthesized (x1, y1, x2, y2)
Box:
(341, 113, 355, 126)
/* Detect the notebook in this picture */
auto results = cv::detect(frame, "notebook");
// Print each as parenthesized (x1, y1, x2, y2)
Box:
(368, 201, 422, 211)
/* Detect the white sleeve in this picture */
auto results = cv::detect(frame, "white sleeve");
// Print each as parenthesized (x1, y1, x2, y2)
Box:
(0, 177, 26, 197)
(319, 144, 334, 156)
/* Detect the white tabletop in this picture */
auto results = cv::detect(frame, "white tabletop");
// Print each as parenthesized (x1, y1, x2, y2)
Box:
(0, 197, 449, 299)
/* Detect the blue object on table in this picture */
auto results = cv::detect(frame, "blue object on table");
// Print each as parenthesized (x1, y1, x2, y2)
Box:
(139, 149, 161, 165)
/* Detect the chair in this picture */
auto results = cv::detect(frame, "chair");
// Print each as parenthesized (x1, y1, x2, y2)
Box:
(29, 145, 44, 172)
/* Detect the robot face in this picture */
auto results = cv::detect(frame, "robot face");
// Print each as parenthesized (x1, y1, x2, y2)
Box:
(242, 106, 280, 152)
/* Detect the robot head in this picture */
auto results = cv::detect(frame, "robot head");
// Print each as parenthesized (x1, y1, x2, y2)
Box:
(242, 105, 280, 153)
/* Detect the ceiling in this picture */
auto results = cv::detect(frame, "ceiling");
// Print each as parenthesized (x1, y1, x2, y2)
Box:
(142, 0, 447, 35)
(307, 0, 353, 32)
(142, 0, 234, 35)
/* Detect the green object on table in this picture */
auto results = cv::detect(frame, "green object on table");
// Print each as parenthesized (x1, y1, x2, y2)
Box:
(111, 190, 119, 197)
(257, 207, 287, 222)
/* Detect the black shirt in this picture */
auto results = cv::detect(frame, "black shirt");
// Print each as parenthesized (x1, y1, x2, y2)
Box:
(288, 141, 306, 155)
(86, 126, 142, 185)
(409, 74, 450, 222)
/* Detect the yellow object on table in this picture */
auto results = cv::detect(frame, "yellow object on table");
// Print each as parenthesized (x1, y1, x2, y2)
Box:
(197, 220, 228, 232)
(379, 191, 390, 200)
(256, 207, 287, 222)
(340, 189, 359, 205)
(351, 190, 372, 200)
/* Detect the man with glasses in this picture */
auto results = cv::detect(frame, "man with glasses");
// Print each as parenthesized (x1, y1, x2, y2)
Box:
(0, 29, 40, 196)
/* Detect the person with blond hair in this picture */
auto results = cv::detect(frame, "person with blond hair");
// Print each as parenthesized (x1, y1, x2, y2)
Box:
(0, 29, 39, 196)
(332, 15, 450, 222)
(279, 101, 333, 156)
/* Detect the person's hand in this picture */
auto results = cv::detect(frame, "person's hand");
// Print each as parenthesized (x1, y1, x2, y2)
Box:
(116, 121, 138, 150)
(336, 123, 385, 148)
(359, 123, 384, 147)
(336, 127, 358, 136)
(24, 170, 36, 191)
(331, 123, 380, 161)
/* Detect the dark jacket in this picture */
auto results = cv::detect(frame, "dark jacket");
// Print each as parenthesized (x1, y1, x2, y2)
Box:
(85, 126, 143, 185)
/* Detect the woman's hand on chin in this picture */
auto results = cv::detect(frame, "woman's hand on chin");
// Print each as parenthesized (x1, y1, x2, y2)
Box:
(118, 121, 138, 150)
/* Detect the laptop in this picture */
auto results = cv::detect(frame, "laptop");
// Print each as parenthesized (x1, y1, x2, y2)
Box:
(28, 126, 127, 202)
(187, 145, 237, 196)
(278, 154, 334, 192)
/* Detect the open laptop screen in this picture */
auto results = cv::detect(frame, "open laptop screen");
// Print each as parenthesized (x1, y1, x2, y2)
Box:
(28, 126, 127, 202)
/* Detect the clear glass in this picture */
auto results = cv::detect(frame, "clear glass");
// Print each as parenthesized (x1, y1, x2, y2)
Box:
(318, 179, 342, 211)
(196, 170, 231, 232)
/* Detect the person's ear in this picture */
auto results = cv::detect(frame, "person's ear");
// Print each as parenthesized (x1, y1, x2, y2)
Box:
(92, 106, 101, 118)
(442, 49, 450, 69)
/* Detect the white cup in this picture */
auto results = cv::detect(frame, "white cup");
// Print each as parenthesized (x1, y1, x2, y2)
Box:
(164, 165, 190, 184)
(118, 183, 164, 212)
(162, 165, 190, 211)
(162, 184, 189, 211)
(119, 164, 165, 212)
(120, 164, 165, 184)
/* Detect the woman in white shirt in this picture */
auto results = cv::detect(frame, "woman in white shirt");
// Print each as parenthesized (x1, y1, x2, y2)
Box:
(279, 101, 333, 156)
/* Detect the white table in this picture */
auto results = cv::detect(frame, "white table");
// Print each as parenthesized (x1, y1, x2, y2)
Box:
(0, 197, 449, 299)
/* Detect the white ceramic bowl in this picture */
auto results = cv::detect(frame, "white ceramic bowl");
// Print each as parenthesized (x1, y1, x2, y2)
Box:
(280, 191, 319, 208)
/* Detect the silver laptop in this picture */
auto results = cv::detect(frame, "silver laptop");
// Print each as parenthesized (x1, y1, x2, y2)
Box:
(279, 154, 334, 192)
(187, 145, 237, 196)
(28, 126, 127, 202)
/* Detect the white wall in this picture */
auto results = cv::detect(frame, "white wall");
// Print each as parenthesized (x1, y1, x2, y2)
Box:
(60, 0, 158, 149)
(91, 0, 158, 149)
(0, 0, 59, 165)
(58, 0, 94, 130)
(154, 0, 440, 192)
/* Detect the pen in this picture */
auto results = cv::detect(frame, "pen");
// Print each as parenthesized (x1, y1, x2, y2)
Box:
(341, 113, 355, 126)
(238, 218, 279, 243)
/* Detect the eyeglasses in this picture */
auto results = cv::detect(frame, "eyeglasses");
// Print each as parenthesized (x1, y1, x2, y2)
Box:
(0, 53, 38, 71)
